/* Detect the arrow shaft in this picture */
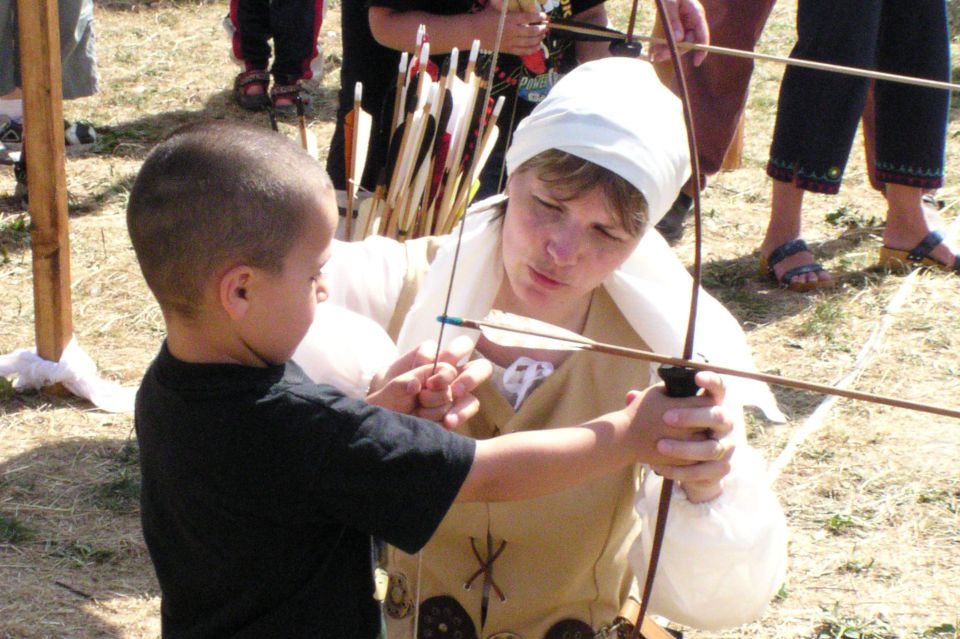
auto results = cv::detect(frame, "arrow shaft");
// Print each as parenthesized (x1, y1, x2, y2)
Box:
(548, 21, 960, 92)
(455, 317, 960, 421)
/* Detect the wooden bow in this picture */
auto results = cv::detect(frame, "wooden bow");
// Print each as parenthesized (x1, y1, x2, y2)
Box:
(622, 1, 704, 637)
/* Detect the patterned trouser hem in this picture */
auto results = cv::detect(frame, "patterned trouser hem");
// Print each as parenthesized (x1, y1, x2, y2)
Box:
(875, 168, 943, 190)
(767, 161, 841, 194)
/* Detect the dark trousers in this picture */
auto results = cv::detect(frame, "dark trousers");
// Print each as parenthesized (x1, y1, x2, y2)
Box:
(767, 0, 949, 193)
(229, 0, 324, 85)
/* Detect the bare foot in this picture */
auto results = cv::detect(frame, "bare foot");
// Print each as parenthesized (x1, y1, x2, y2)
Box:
(883, 189, 958, 269)
(761, 181, 832, 289)
(761, 241, 833, 289)
(241, 82, 265, 97)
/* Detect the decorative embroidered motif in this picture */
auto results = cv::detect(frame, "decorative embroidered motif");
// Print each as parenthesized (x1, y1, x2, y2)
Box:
(766, 158, 843, 194)
(501, 357, 555, 409)
(875, 161, 944, 189)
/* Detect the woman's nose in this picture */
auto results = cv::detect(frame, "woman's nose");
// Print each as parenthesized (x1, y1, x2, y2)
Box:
(546, 226, 581, 265)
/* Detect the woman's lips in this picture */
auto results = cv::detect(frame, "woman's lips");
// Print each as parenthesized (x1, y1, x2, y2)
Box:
(528, 265, 566, 289)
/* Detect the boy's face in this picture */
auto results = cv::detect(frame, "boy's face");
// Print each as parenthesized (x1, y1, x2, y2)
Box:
(243, 189, 337, 365)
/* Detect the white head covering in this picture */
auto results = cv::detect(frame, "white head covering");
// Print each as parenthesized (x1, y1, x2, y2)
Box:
(505, 57, 690, 229)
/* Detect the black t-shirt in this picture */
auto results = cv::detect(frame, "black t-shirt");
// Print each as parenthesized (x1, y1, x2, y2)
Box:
(136, 343, 475, 638)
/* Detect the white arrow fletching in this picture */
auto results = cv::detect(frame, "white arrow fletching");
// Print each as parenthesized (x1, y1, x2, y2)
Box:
(479, 310, 595, 351)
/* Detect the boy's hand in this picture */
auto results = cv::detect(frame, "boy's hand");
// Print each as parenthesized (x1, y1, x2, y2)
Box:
(629, 371, 736, 503)
(367, 336, 492, 429)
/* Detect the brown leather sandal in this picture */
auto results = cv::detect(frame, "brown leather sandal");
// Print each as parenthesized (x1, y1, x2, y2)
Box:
(233, 69, 271, 111)
(878, 230, 960, 274)
(759, 239, 832, 292)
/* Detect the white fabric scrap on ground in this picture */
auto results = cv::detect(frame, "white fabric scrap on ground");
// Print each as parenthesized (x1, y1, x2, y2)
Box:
(0, 338, 136, 413)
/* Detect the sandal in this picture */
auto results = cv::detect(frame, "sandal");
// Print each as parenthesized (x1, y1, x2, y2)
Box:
(270, 83, 311, 116)
(878, 230, 960, 274)
(759, 239, 832, 292)
(233, 69, 271, 111)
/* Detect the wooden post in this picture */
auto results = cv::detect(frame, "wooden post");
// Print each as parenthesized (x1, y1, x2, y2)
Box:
(18, 0, 74, 392)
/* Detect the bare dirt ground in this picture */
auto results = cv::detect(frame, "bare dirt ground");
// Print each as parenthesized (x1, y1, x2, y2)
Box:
(1, 1, 958, 637)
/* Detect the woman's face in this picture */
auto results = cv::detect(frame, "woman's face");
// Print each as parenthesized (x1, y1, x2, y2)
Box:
(499, 169, 643, 323)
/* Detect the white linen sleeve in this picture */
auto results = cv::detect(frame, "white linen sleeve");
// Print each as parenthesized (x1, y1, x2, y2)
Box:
(627, 445, 788, 630)
(292, 304, 399, 398)
(323, 236, 409, 328)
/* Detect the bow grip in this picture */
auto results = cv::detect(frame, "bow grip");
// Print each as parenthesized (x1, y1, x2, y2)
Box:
(657, 365, 699, 398)
(609, 40, 643, 58)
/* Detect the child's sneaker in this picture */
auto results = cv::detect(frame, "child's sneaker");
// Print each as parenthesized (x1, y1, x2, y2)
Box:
(0, 116, 22, 149)
(0, 116, 97, 152)
(64, 120, 97, 150)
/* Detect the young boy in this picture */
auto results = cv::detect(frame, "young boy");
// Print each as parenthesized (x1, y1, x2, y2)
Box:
(126, 120, 729, 638)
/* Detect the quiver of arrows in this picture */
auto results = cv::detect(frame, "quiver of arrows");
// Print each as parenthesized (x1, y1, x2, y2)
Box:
(343, 31, 504, 242)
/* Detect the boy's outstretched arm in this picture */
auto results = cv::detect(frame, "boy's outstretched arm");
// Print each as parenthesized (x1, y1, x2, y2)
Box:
(456, 374, 732, 503)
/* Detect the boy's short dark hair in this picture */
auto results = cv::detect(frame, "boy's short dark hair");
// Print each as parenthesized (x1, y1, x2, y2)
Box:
(514, 150, 649, 237)
(127, 120, 332, 318)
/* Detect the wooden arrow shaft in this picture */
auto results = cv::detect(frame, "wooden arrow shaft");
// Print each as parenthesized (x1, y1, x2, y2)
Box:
(548, 21, 960, 93)
(456, 317, 960, 421)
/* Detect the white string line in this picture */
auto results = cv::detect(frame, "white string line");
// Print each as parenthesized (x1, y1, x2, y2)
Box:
(767, 201, 960, 484)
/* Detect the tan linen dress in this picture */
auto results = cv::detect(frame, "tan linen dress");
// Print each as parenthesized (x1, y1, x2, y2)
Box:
(383, 238, 651, 638)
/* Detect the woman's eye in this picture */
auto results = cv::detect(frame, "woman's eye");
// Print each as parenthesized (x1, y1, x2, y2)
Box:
(532, 195, 561, 214)
(594, 225, 622, 241)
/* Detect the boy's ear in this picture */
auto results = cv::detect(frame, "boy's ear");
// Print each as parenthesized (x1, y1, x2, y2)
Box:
(218, 264, 255, 320)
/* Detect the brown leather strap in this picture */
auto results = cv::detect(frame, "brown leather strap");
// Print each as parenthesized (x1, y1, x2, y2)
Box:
(614, 598, 677, 639)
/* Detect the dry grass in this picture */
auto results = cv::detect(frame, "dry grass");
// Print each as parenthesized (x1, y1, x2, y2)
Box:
(2, 0, 959, 637)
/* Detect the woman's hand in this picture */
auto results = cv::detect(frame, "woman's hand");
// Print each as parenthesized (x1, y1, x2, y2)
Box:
(649, 371, 737, 503)
(649, 0, 710, 67)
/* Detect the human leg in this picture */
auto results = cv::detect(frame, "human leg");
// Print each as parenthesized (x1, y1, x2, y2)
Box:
(0, 0, 96, 159)
(229, 0, 272, 109)
(766, 0, 878, 194)
(59, 0, 99, 100)
(762, 0, 880, 288)
(873, 0, 955, 272)
(269, 0, 324, 113)
(0, 0, 18, 95)
(760, 180, 833, 290)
